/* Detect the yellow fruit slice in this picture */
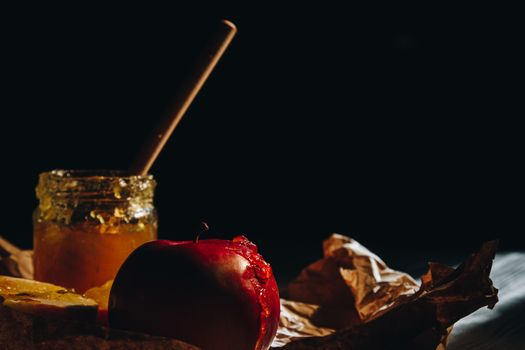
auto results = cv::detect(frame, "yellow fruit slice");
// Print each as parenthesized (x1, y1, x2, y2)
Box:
(85, 279, 113, 326)
(84, 279, 113, 310)
(0, 275, 97, 323)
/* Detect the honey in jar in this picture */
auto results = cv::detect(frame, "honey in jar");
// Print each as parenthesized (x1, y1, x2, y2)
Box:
(33, 170, 157, 293)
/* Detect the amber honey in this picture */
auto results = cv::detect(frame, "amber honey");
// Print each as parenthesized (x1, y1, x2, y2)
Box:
(33, 170, 157, 293)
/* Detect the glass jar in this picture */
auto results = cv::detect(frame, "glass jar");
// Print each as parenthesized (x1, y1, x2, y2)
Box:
(33, 170, 157, 293)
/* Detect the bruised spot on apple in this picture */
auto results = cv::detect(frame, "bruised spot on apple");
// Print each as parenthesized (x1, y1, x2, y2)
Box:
(108, 235, 280, 350)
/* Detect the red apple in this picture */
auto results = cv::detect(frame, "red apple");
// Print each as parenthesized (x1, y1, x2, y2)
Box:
(108, 235, 280, 350)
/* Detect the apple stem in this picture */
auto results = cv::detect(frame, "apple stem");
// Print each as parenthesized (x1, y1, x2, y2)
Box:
(194, 222, 209, 243)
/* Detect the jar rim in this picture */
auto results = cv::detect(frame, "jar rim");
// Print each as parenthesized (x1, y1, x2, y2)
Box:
(35, 169, 156, 227)
(36, 169, 156, 225)
(43, 169, 154, 181)
(36, 169, 156, 202)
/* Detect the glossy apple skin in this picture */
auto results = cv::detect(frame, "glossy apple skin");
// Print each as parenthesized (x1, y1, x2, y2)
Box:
(108, 236, 280, 350)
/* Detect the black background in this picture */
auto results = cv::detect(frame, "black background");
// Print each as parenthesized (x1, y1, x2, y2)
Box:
(1, 3, 522, 279)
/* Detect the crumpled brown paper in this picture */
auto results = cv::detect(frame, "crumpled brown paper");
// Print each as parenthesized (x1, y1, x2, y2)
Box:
(289, 234, 419, 325)
(0, 237, 33, 279)
(272, 234, 498, 350)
